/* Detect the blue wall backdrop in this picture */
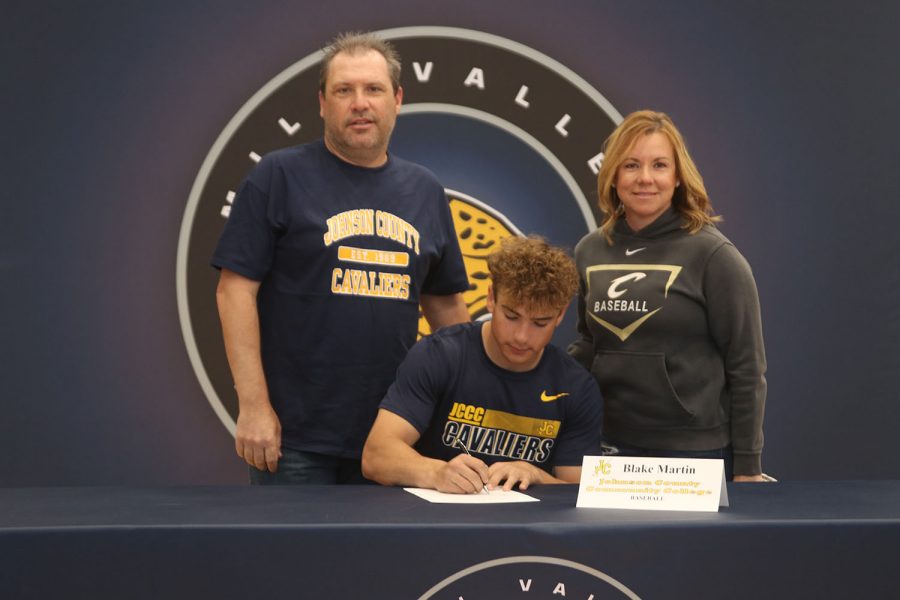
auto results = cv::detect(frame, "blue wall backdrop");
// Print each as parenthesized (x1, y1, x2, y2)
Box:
(3, 1, 899, 485)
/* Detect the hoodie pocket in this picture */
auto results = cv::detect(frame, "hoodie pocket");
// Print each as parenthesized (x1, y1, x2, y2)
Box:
(591, 350, 693, 429)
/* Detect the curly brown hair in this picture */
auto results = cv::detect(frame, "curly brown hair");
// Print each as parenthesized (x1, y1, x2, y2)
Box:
(487, 236, 579, 312)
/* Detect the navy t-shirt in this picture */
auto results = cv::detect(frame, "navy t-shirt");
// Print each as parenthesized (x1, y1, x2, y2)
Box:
(212, 140, 469, 458)
(381, 322, 603, 470)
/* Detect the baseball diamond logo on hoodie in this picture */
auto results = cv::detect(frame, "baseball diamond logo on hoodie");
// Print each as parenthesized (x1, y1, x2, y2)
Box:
(585, 264, 682, 341)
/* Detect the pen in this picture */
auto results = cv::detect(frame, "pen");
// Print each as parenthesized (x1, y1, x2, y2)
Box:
(454, 434, 489, 494)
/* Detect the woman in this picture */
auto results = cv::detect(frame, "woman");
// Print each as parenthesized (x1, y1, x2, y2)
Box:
(569, 110, 766, 481)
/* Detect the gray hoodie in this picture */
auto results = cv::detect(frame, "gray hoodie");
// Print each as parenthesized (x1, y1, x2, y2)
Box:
(569, 208, 766, 475)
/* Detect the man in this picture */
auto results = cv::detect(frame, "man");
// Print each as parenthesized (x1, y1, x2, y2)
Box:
(213, 32, 470, 484)
(362, 237, 603, 493)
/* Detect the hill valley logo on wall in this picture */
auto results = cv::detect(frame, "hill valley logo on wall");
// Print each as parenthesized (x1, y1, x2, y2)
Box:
(177, 26, 621, 433)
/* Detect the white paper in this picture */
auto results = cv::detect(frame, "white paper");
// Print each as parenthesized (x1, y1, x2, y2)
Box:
(403, 487, 539, 504)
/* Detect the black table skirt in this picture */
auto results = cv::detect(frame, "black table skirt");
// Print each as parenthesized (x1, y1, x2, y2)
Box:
(2, 481, 898, 599)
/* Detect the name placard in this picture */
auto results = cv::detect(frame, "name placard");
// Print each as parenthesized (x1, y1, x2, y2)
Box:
(576, 456, 728, 512)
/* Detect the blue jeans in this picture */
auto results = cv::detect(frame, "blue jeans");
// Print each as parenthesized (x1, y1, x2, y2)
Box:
(601, 440, 735, 481)
(248, 447, 372, 485)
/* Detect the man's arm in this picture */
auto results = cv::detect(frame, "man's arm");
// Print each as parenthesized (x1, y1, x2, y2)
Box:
(420, 293, 469, 331)
(216, 268, 281, 473)
(362, 409, 489, 494)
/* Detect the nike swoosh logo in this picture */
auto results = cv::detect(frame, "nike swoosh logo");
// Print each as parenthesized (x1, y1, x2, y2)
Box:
(625, 247, 646, 256)
(540, 391, 570, 402)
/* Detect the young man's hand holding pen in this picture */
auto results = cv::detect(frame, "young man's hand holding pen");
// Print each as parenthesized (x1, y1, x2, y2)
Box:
(442, 438, 556, 494)
(452, 440, 490, 494)
(432, 451, 490, 494)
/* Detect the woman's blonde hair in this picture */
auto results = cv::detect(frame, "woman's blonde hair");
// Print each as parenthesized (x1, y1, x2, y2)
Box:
(597, 110, 720, 242)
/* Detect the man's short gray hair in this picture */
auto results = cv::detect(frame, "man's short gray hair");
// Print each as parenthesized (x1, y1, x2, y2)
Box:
(319, 31, 401, 94)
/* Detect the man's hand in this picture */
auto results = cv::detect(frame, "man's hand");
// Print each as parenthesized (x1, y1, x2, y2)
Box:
(432, 454, 490, 494)
(235, 405, 282, 473)
(362, 411, 490, 493)
(487, 461, 552, 491)
(217, 269, 281, 472)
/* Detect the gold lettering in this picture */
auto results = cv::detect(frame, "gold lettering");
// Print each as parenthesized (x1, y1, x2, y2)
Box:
(374, 210, 421, 255)
(330, 268, 412, 300)
(324, 209, 375, 246)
